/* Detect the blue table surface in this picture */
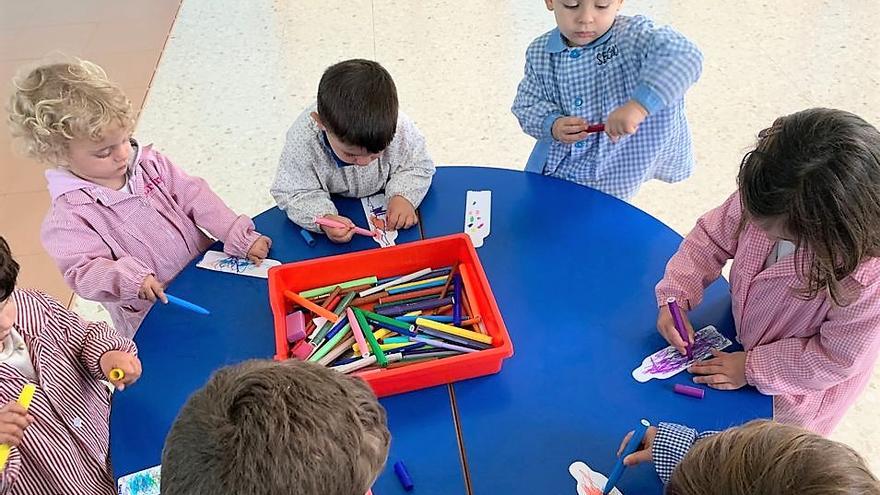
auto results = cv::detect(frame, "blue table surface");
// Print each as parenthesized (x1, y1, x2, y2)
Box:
(110, 197, 468, 494)
(110, 167, 771, 495)
(418, 167, 772, 495)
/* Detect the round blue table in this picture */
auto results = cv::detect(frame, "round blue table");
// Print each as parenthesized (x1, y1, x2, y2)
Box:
(110, 166, 771, 494)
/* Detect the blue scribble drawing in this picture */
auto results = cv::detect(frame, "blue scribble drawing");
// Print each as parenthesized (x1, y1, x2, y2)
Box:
(216, 256, 254, 273)
(118, 465, 161, 495)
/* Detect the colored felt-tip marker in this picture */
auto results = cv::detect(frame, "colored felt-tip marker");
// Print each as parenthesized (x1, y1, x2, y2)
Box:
(299, 228, 316, 247)
(165, 293, 210, 315)
(603, 419, 650, 495)
(0, 384, 36, 471)
(394, 460, 414, 491)
(314, 217, 377, 237)
(587, 123, 605, 133)
(666, 297, 692, 358)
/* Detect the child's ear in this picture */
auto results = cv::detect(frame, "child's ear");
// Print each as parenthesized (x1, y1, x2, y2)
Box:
(310, 111, 325, 130)
(544, 0, 554, 11)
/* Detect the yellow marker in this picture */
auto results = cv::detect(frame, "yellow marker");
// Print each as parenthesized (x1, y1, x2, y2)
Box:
(0, 384, 37, 472)
(351, 329, 395, 354)
(109, 368, 125, 381)
(415, 317, 494, 345)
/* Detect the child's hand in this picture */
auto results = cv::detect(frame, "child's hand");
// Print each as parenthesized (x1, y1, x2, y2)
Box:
(0, 401, 34, 447)
(657, 303, 694, 355)
(319, 215, 356, 243)
(139, 275, 167, 303)
(386, 196, 418, 230)
(552, 116, 590, 144)
(100, 351, 142, 391)
(689, 349, 747, 390)
(617, 425, 657, 466)
(605, 100, 648, 143)
(246, 236, 272, 265)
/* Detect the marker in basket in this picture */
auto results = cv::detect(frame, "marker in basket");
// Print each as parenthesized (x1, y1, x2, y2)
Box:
(666, 297, 692, 358)
(314, 217, 377, 237)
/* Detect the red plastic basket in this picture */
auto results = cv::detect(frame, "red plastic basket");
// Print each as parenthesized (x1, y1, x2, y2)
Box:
(267, 234, 513, 397)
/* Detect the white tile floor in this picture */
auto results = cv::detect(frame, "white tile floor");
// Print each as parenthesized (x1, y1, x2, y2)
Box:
(76, 0, 880, 473)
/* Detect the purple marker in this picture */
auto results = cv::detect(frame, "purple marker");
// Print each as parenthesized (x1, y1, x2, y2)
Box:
(674, 384, 705, 399)
(452, 275, 463, 326)
(666, 297, 692, 358)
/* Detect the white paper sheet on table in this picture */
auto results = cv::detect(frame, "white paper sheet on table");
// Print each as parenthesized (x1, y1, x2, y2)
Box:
(632, 325, 732, 382)
(196, 250, 281, 279)
(569, 461, 622, 495)
(464, 190, 491, 247)
(118, 464, 161, 495)
(361, 193, 397, 248)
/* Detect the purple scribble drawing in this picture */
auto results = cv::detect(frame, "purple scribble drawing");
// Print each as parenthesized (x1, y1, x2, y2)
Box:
(633, 326, 732, 382)
(215, 256, 253, 273)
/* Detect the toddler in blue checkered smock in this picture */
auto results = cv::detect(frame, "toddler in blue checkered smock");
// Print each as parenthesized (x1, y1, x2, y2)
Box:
(512, 1, 703, 200)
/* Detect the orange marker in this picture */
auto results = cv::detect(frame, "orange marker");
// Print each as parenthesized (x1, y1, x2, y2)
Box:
(284, 290, 340, 323)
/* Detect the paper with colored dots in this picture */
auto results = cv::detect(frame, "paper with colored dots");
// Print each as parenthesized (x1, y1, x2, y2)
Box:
(464, 190, 491, 248)
(361, 193, 397, 248)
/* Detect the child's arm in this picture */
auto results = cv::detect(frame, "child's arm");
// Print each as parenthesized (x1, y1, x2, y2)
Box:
(655, 192, 742, 310)
(37, 291, 138, 382)
(148, 149, 265, 258)
(649, 423, 717, 483)
(41, 219, 155, 304)
(384, 115, 436, 212)
(624, 15, 703, 117)
(744, 282, 880, 396)
(271, 139, 338, 232)
(511, 48, 564, 141)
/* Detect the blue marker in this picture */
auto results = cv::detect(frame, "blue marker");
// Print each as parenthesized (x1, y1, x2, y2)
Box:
(299, 229, 316, 247)
(603, 419, 650, 494)
(164, 293, 210, 315)
(393, 460, 414, 491)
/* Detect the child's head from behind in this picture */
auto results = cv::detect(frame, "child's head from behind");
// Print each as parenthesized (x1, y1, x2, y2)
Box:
(7, 59, 135, 187)
(738, 108, 880, 304)
(161, 358, 390, 495)
(0, 237, 19, 340)
(313, 59, 398, 166)
(544, 0, 624, 47)
(667, 420, 880, 495)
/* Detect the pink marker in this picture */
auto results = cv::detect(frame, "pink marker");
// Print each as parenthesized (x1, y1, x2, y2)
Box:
(314, 217, 377, 237)
(347, 307, 370, 358)
(666, 297, 692, 359)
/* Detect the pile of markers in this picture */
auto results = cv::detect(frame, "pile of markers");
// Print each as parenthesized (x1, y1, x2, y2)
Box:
(282, 264, 492, 374)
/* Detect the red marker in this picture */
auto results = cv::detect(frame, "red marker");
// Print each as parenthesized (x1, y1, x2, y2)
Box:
(586, 123, 605, 133)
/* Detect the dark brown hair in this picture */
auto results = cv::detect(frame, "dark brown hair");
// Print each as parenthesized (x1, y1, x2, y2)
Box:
(667, 420, 880, 495)
(161, 359, 390, 495)
(738, 108, 880, 305)
(317, 59, 398, 153)
(0, 237, 19, 302)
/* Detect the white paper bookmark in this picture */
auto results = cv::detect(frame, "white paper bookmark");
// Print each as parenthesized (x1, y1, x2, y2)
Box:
(196, 250, 281, 279)
(361, 193, 398, 248)
(464, 190, 491, 248)
(569, 461, 622, 495)
(632, 325, 733, 382)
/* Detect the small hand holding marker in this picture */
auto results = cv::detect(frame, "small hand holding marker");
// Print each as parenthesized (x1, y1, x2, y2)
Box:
(100, 351, 142, 391)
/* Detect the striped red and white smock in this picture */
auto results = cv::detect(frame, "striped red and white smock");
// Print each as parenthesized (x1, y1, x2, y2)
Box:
(0, 289, 136, 494)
